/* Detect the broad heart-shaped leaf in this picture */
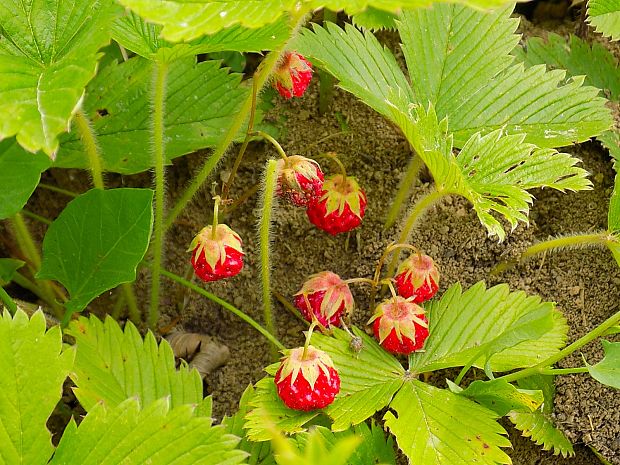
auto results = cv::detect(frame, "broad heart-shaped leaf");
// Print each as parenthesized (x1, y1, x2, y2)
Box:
(0, 258, 25, 285)
(448, 379, 543, 416)
(113, 12, 290, 61)
(409, 282, 568, 373)
(0, 140, 50, 219)
(0, 0, 119, 156)
(508, 411, 574, 457)
(386, 103, 590, 240)
(515, 34, 620, 101)
(586, 340, 620, 388)
(67, 315, 203, 412)
(313, 327, 405, 431)
(0, 309, 74, 465)
(297, 5, 612, 150)
(244, 377, 320, 442)
(53, 56, 248, 174)
(50, 397, 247, 465)
(588, 0, 620, 40)
(384, 380, 511, 465)
(38, 188, 153, 313)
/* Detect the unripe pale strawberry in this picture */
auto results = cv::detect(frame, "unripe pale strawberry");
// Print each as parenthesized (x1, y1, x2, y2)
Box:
(369, 296, 429, 354)
(293, 271, 354, 327)
(276, 155, 324, 207)
(273, 51, 313, 99)
(189, 224, 243, 282)
(395, 254, 439, 303)
(274, 345, 340, 411)
(306, 174, 367, 235)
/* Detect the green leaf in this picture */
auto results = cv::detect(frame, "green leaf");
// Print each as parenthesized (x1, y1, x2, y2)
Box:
(516, 34, 620, 101)
(352, 8, 398, 30)
(50, 398, 247, 465)
(516, 374, 555, 414)
(409, 282, 568, 373)
(67, 315, 203, 411)
(244, 377, 320, 442)
(0, 309, 74, 465)
(113, 12, 290, 61)
(608, 239, 620, 267)
(312, 327, 405, 431)
(223, 385, 275, 465)
(0, 140, 50, 219)
(587, 340, 620, 389)
(53, 57, 249, 174)
(610, 157, 620, 233)
(449, 379, 543, 416)
(0, 0, 119, 156)
(298, 5, 612, 149)
(38, 188, 153, 313)
(0, 258, 25, 286)
(599, 130, 620, 166)
(588, 0, 620, 40)
(384, 380, 511, 465)
(508, 411, 574, 457)
(388, 104, 591, 240)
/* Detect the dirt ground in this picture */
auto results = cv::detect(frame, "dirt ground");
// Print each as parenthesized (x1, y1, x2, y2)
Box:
(2, 5, 618, 465)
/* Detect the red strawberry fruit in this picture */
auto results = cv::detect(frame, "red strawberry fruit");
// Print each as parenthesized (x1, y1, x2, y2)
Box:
(274, 345, 340, 411)
(306, 174, 367, 235)
(395, 254, 439, 303)
(273, 51, 313, 99)
(369, 296, 429, 354)
(277, 155, 324, 207)
(189, 224, 244, 282)
(293, 271, 354, 327)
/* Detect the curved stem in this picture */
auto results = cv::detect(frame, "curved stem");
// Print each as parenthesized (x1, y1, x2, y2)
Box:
(498, 308, 620, 384)
(385, 189, 447, 281)
(273, 290, 307, 325)
(0, 287, 17, 314)
(159, 267, 285, 350)
(74, 109, 105, 189)
(38, 183, 79, 198)
(254, 131, 288, 160)
(320, 151, 347, 178)
(302, 321, 317, 359)
(21, 209, 51, 225)
(221, 79, 259, 203)
(148, 61, 169, 329)
(384, 153, 423, 230)
(164, 9, 309, 232)
(259, 160, 280, 359)
(539, 367, 589, 376)
(493, 232, 610, 274)
(211, 196, 221, 240)
(301, 130, 348, 155)
(344, 277, 376, 286)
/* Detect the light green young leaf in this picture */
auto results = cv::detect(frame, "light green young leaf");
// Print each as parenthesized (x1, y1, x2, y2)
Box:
(588, 0, 620, 40)
(508, 411, 574, 457)
(586, 340, 620, 389)
(0, 0, 119, 156)
(50, 398, 247, 465)
(0, 309, 74, 465)
(448, 379, 543, 416)
(297, 5, 611, 149)
(0, 258, 25, 285)
(0, 140, 50, 219)
(244, 377, 320, 442)
(312, 327, 404, 431)
(38, 188, 153, 313)
(271, 426, 361, 465)
(53, 57, 249, 174)
(409, 282, 568, 373)
(113, 12, 290, 61)
(516, 374, 556, 414)
(67, 315, 203, 412)
(385, 380, 511, 465)
(387, 104, 590, 240)
(516, 34, 620, 101)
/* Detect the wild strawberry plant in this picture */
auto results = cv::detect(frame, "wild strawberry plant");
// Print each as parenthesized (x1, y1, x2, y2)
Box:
(0, 0, 619, 464)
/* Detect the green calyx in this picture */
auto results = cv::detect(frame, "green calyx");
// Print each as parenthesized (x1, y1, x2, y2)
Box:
(321, 174, 365, 218)
(276, 345, 335, 390)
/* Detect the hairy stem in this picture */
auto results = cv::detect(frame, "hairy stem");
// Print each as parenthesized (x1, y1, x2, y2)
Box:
(0, 287, 17, 314)
(74, 109, 105, 189)
(498, 309, 620, 383)
(254, 130, 288, 160)
(148, 61, 169, 329)
(384, 153, 423, 230)
(493, 232, 611, 274)
(259, 160, 280, 359)
(539, 367, 590, 375)
(164, 9, 309, 231)
(159, 267, 285, 350)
